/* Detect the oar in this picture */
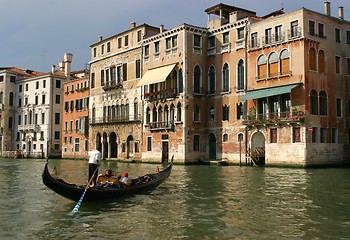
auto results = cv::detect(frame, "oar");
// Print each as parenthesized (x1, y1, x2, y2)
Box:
(71, 167, 98, 214)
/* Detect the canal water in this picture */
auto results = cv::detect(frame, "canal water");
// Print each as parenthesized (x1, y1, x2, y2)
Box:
(0, 158, 349, 240)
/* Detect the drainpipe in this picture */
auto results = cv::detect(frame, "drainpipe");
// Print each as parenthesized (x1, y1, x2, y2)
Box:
(244, 20, 249, 165)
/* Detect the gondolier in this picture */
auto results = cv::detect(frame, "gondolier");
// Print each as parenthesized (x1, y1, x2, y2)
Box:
(88, 147, 101, 186)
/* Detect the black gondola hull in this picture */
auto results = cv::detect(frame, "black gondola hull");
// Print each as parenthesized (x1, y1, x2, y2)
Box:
(42, 163, 172, 202)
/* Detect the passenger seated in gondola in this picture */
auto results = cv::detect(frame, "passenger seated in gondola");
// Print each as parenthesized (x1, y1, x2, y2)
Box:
(121, 172, 133, 187)
(104, 169, 114, 178)
(97, 169, 119, 187)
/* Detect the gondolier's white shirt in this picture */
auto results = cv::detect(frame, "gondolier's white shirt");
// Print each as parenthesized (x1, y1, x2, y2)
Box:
(88, 150, 101, 164)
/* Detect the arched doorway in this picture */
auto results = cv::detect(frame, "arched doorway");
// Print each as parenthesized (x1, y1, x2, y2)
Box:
(109, 132, 117, 158)
(102, 132, 108, 159)
(209, 133, 217, 160)
(251, 131, 265, 165)
(96, 132, 102, 150)
(126, 135, 134, 159)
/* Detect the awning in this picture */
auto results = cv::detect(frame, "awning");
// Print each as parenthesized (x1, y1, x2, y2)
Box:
(240, 84, 300, 101)
(137, 63, 177, 86)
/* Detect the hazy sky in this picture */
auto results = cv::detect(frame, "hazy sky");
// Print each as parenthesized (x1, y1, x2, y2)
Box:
(1, 0, 349, 72)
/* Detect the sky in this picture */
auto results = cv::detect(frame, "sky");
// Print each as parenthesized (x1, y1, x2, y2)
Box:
(1, 0, 349, 72)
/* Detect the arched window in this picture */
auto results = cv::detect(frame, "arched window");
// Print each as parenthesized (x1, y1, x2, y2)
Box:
(194, 104, 200, 121)
(176, 102, 182, 122)
(309, 48, 317, 71)
(0, 91, 3, 104)
(257, 54, 267, 79)
(209, 105, 215, 121)
(178, 69, 183, 93)
(152, 106, 157, 122)
(222, 63, 229, 92)
(318, 50, 325, 73)
(158, 106, 163, 123)
(268, 52, 278, 77)
(237, 59, 244, 90)
(146, 107, 151, 123)
(280, 49, 290, 75)
(319, 91, 327, 115)
(9, 92, 14, 106)
(208, 66, 216, 94)
(194, 65, 201, 94)
(133, 98, 138, 119)
(170, 104, 175, 124)
(310, 89, 318, 115)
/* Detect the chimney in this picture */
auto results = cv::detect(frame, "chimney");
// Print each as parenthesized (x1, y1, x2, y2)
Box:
(63, 53, 73, 77)
(131, 22, 136, 28)
(324, 1, 331, 16)
(98, 36, 103, 42)
(339, 6, 344, 20)
(160, 25, 164, 33)
(51, 65, 56, 74)
(59, 61, 64, 71)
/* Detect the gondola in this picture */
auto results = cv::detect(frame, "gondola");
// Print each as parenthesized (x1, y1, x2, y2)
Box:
(42, 161, 172, 202)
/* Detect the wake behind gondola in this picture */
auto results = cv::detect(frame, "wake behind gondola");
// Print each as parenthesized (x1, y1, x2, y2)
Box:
(42, 162, 172, 202)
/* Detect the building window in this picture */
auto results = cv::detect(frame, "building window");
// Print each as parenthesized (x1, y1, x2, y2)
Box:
(117, 37, 122, 48)
(208, 66, 215, 94)
(135, 59, 141, 79)
(124, 35, 129, 47)
(335, 56, 341, 74)
(9, 92, 14, 106)
(101, 44, 105, 55)
(223, 134, 228, 142)
(193, 65, 201, 94)
(309, 20, 315, 35)
(25, 84, 28, 91)
(137, 30, 142, 42)
(222, 105, 229, 121)
(309, 48, 316, 71)
(222, 32, 229, 45)
(222, 63, 229, 92)
(194, 104, 200, 122)
(107, 42, 110, 52)
(293, 127, 301, 143)
(209, 36, 216, 48)
(8, 117, 13, 129)
(237, 59, 244, 90)
(35, 96, 38, 105)
(312, 127, 318, 143)
(42, 95, 46, 104)
(193, 34, 202, 52)
(336, 98, 342, 117)
(19, 85, 22, 92)
(93, 48, 97, 57)
(347, 58, 350, 76)
(270, 128, 277, 143)
(264, 28, 272, 44)
(43, 80, 46, 88)
(54, 131, 60, 140)
(91, 73, 95, 88)
(310, 90, 318, 115)
(335, 28, 341, 43)
(55, 95, 60, 104)
(193, 135, 200, 151)
(290, 20, 299, 38)
(320, 128, 327, 143)
(250, 32, 258, 48)
(209, 106, 215, 121)
(41, 113, 45, 124)
(319, 91, 328, 115)
(237, 102, 245, 120)
(123, 63, 127, 81)
(280, 49, 291, 75)
(275, 25, 282, 42)
(36, 81, 39, 89)
(147, 137, 152, 151)
(257, 54, 267, 79)
(74, 138, 80, 152)
(55, 113, 60, 124)
(56, 80, 61, 88)
(268, 52, 278, 77)
(331, 128, 338, 143)
(318, 23, 325, 38)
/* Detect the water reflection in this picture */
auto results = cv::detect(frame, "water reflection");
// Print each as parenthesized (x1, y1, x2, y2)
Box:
(0, 159, 349, 239)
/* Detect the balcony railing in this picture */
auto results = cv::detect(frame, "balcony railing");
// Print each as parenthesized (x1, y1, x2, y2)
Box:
(18, 124, 40, 132)
(90, 114, 141, 125)
(144, 88, 177, 101)
(102, 81, 123, 91)
(147, 121, 175, 131)
(241, 111, 305, 126)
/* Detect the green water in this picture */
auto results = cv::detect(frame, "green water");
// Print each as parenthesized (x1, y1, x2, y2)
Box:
(0, 158, 349, 239)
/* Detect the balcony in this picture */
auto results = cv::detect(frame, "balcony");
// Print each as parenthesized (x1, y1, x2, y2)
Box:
(18, 124, 40, 132)
(90, 114, 141, 125)
(144, 88, 177, 101)
(241, 110, 305, 126)
(147, 121, 175, 131)
(102, 81, 123, 91)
